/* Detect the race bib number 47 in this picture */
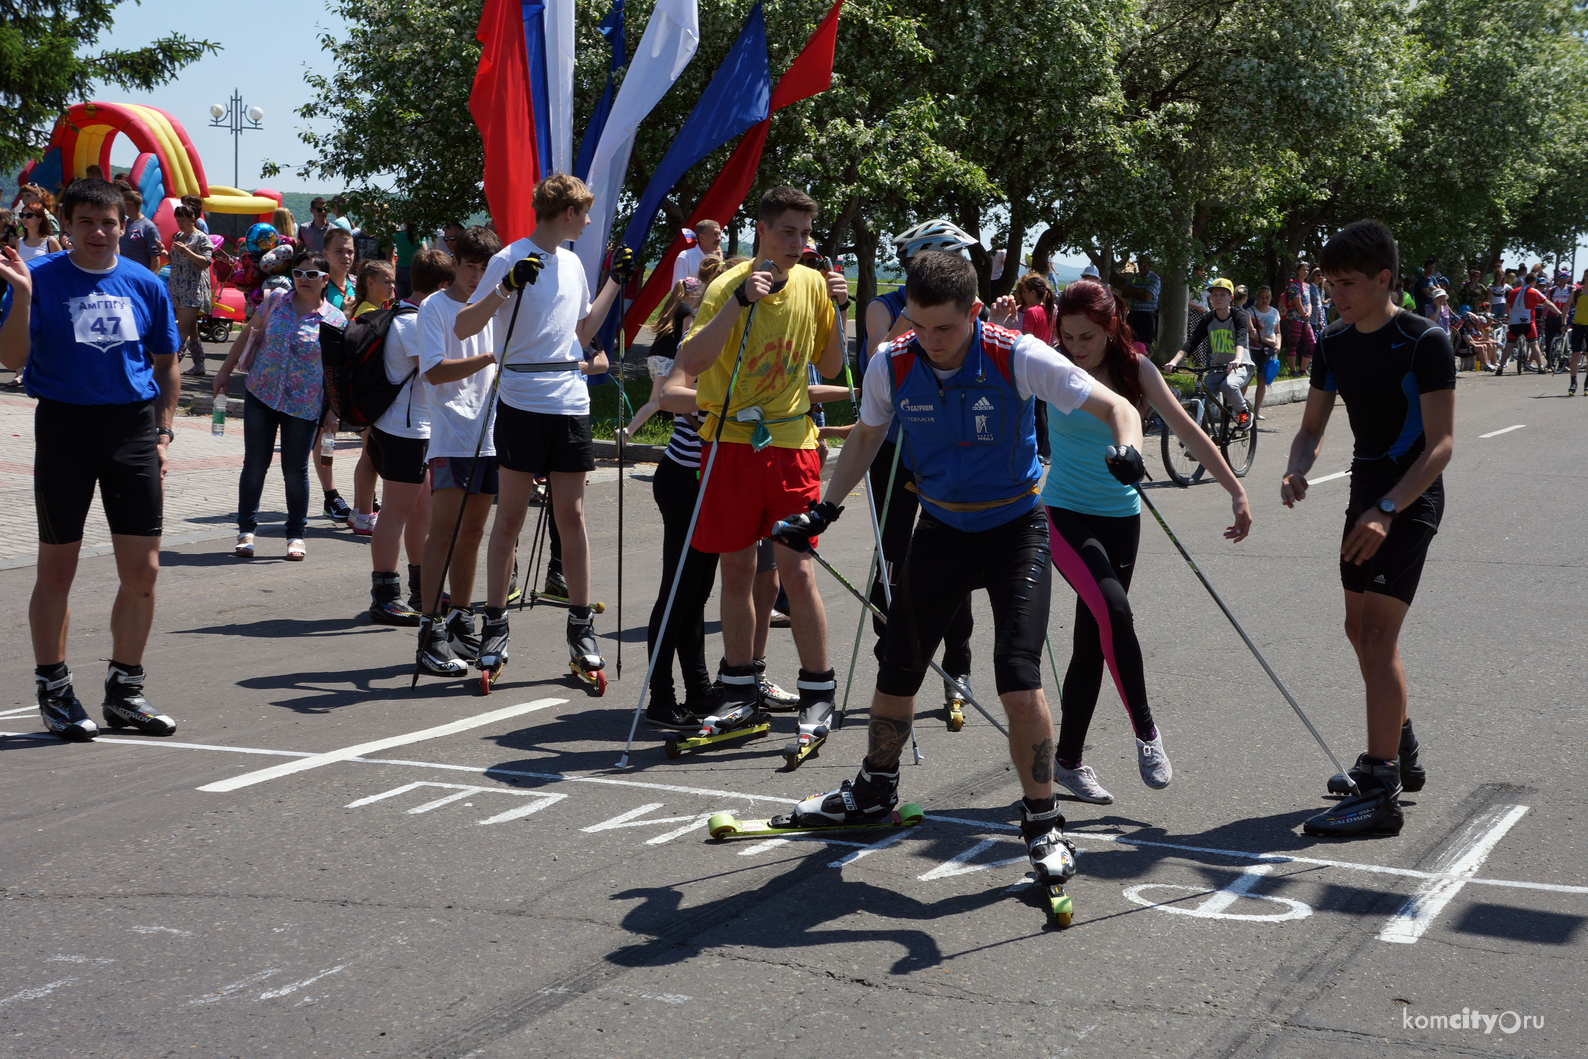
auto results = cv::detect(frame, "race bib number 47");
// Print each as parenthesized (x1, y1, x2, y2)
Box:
(71, 295, 139, 351)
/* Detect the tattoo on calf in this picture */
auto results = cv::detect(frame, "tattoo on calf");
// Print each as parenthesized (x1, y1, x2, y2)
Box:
(868, 715, 912, 767)
(1030, 738, 1054, 784)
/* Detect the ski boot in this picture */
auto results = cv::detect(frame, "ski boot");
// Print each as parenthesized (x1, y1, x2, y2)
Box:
(1304, 756, 1403, 836)
(370, 571, 422, 626)
(776, 758, 900, 829)
(1020, 795, 1077, 927)
(406, 564, 426, 614)
(566, 611, 606, 695)
(446, 607, 480, 664)
(783, 668, 838, 769)
(36, 667, 96, 742)
(101, 662, 176, 736)
(476, 609, 510, 694)
(943, 673, 970, 732)
(417, 616, 469, 679)
(544, 557, 568, 600)
(666, 662, 769, 758)
(755, 658, 800, 711)
(645, 696, 699, 731)
(1329, 719, 1426, 795)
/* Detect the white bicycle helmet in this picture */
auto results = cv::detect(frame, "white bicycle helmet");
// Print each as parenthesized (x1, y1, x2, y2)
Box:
(893, 218, 979, 262)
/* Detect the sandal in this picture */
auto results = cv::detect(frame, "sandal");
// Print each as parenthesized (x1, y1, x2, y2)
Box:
(234, 532, 255, 558)
(285, 538, 306, 561)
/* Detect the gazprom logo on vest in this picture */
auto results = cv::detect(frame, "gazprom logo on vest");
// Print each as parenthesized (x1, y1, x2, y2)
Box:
(900, 398, 936, 418)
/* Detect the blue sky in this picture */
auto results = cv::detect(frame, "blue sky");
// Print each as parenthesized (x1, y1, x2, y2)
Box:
(97, 0, 346, 192)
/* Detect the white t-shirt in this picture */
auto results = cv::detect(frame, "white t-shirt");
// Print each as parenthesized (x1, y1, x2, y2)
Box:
(373, 300, 431, 439)
(860, 332, 1094, 427)
(419, 291, 496, 460)
(672, 246, 706, 284)
(472, 238, 591, 415)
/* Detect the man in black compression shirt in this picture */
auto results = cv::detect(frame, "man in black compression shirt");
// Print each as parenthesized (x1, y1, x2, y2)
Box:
(1281, 220, 1455, 838)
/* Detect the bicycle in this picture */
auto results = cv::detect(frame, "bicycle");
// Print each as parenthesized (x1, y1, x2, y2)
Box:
(1160, 363, 1257, 486)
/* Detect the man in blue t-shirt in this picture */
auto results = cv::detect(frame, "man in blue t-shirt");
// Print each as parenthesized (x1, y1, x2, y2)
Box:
(0, 178, 181, 743)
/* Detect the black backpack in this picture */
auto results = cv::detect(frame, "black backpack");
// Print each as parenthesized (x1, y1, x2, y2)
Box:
(320, 304, 419, 429)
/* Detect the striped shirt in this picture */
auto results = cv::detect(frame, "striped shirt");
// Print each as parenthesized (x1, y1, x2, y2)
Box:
(664, 414, 703, 470)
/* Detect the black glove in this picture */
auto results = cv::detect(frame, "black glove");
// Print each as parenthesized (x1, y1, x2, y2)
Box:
(771, 500, 843, 553)
(1104, 444, 1147, 485)
(608, 245, 635, 286)
(503, 255, 543, 292)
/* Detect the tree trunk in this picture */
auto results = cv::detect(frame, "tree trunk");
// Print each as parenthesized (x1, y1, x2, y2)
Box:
(1159, 268, 1189, 366)
(1032, 226, 1064, 278)
(728, 212, 741, 258)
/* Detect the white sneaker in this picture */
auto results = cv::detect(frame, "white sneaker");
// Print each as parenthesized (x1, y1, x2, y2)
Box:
(351, 511, 377, 536)
(1054, 762, 1113, 804)
(286, 538, 306, 561)
(768, 609, 792, 628)
(1136, 729, 1173, 789)
(234, 532, 255, 558)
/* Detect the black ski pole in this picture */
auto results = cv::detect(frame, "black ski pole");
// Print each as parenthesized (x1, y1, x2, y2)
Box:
(1131, 483, 1359, 794)
(615, 326, 625, 680)
(798, 544, 1010, 737)
(615, 263, 774, 768)
(411, 286, 526, 688)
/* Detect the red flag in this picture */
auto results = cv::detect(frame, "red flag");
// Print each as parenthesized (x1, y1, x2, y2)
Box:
(625, 0, 843, 342)
(470, 0, 541, 243)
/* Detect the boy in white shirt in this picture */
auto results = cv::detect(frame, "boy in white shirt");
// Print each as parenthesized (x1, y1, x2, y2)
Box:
(451, 174, 630, 687)
(367, 248, 454, 626)
(414, 226, 503, 677)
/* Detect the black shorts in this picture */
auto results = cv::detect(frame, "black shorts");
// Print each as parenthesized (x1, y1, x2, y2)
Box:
(879, 507, 1051, 697)
(1340, 476, 1443, 606)
(1572, 323, 1588, 352)
(366, 426, 429, 484)
(34, 398, 163, 545)
(1507, 321, 1536, 341)
(494, 404, 595, 475)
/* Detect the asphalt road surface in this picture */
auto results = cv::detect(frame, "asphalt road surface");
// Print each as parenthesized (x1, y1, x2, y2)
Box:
(2, 371, 1584, 1058)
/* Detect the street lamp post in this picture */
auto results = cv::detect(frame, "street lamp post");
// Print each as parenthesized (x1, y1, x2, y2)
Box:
(208, 90, 264, 190)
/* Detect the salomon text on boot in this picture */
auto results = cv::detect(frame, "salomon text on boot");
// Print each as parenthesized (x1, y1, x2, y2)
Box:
(1305, 756, 1404, 836)
(370, 571, 422, 626)
(36, 665, 96, 742)
(102, 662, 176, 735)
(782, 757, 900, 829)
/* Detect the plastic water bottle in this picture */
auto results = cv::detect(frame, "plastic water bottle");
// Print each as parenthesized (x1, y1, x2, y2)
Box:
(211, 396, 227, 436)
(320, 431, 335, 468)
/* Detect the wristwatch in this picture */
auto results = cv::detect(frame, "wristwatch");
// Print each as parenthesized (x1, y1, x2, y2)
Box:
(1377, 497, 1397, 516)
(156, 427, 176, 444)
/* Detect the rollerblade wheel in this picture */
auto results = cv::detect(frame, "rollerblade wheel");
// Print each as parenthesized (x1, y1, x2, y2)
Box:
(594, 671, 607, 696)
(664, 738, 682, 760)
(480, 670, 492, 696)
(947, 709, 964, 732)
(782, 742, 799, 768)
(707, 812, 740, 840)
(591, 601, 607, 614)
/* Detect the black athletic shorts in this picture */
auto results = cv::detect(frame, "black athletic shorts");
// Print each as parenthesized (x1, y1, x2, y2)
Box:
(1340, 475, 1443, 606)
(879, 506, 1051, 697)
(34, 397, 163, 545)
(494, 404, 595, 475)
(1570, 322, 1588, 352)
(366, 426, 429, 484)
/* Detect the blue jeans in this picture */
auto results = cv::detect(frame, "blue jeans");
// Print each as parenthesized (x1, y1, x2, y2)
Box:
(238, 389, 319, 538)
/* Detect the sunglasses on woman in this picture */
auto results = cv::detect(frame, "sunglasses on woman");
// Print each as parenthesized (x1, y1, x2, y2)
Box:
(292, 269, 328, 280)
(20, 211, 43, 220)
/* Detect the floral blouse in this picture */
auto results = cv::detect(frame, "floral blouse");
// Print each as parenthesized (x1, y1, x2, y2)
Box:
(246, 290, 346, 420)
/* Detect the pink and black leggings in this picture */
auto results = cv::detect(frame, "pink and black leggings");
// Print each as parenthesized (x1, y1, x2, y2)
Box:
(1046, 506, 1156, 766)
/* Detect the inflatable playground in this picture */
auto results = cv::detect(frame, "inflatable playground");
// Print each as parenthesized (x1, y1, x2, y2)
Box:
(15, 101, 286, 337)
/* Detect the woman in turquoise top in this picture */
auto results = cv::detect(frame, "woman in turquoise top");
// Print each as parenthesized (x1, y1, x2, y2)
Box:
(1043, 279, 1251, 804)
(213, 251, 346, 560)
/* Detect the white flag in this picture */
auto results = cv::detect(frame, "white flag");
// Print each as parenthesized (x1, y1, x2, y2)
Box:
(574, 0, 700, 286)
(545, 0, 575, 176)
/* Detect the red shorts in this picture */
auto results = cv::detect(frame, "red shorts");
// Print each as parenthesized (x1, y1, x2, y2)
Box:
(692, 442, 822, 554)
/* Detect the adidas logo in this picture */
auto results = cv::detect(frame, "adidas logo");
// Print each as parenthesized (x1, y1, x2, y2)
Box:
(972, 396, 994, 410)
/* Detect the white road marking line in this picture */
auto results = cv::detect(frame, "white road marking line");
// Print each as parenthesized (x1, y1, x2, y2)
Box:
(196, 699, 565, 792)
(0, 978, 77, 1005)
(645, 813, 716, 845)
(9, 730, 1573, 898)
(0, 705, 44, 718)
(1309, 470, 1350, 484)
(738, 838, 791, 856)
(1123, 863, 1312, 922)
(187, 969, 283, 1005)
(581, 804, 700, 832)
(918, 839, 1001, 881)
(1479, 424, 1525, 438)
(829, 826, 914, 868)
(130, 925, 191, 936)
(1377, 804, 1529, 944)
(258, 964, 346, 1000)
(344, 781, 565, 824)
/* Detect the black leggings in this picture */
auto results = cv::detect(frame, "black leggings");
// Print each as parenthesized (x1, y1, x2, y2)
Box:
(1046, 506, 1155, 765)
(868, 439, 972, 675)
(646, 456, 720, 705)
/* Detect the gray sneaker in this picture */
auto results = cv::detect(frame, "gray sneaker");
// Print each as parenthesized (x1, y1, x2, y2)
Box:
(1136, 729, 1173, 789)
(1054, 762, 1113, 804)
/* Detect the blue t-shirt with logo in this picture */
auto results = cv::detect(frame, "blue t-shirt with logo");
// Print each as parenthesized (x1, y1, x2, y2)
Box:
(3, 254, 180, 405)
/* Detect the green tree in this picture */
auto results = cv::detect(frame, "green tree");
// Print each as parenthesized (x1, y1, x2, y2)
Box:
(0, 0, 217, 174)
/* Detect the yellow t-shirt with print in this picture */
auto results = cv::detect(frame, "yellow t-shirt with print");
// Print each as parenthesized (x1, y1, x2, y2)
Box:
(1573, 288, 1588, 326)
(687, 261, 835, 450)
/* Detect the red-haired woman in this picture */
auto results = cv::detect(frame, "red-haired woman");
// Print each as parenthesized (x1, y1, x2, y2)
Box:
(1043, 279, 1252, 803)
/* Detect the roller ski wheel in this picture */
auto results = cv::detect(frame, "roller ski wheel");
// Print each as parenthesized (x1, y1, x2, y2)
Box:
(665, 717, 772, 758)
(944, 675, 969, 732)
(475, 614, 509, 695)
(782, 731, 826, 770)
(1045, 884, 1074, 928)
(569, 661, 607, 696)
(706, 803, 924, 841)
